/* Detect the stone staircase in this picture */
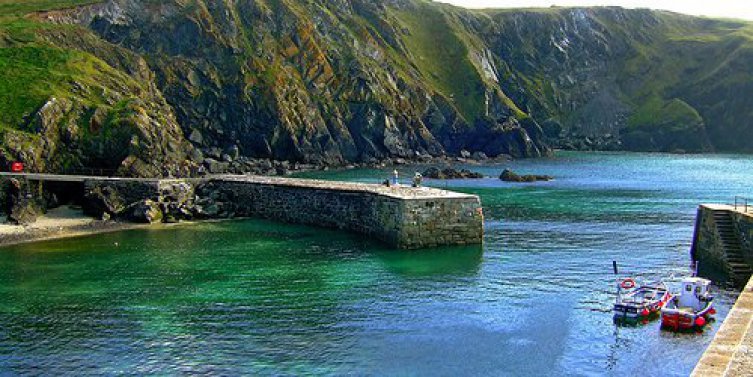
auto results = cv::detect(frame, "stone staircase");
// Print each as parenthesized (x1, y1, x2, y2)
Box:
(713, 210, 753, 286)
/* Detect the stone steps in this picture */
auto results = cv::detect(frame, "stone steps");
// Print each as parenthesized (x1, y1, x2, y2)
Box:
(712, 210, 752, 285)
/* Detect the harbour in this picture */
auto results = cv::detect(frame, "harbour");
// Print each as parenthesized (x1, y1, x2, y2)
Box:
(1, 151, 750, 375)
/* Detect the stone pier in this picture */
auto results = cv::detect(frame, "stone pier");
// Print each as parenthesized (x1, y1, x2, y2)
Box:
(198, 176, 483, 249)
(692, 276, 753, 376)
(691, 204, 753, 375)
(1, 173, 484, 249)
(691, 204, 753, 287)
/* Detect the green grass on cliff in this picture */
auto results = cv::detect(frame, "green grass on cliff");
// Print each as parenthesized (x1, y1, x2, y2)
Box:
(0, 2, 101, 130)
(627, 96, 703, 130)
(0, 12, 136, 132)
(0, 0, 101, 17)
(619, 15, 753, 138)
(390, 4, 486, 123)
(0, 45, 72, 128)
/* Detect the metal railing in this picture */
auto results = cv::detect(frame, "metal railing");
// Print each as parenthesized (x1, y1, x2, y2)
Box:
(734, 196, 752, 213)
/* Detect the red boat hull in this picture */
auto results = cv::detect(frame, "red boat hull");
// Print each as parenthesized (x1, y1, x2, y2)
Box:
(661, 307, 714, 331)
(661, 313, 696, 330)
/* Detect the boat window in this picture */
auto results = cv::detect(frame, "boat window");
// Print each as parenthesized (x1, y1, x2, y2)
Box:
(696, 286, 702, 294)
(685, 285, 692, 292)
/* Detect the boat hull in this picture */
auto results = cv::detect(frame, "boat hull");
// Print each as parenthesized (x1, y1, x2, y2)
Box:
(660, 303, 715, 331)
(613, 283, 671, 321)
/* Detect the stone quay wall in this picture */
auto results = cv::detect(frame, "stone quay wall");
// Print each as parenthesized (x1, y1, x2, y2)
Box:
(195, 177, 484, 249)
(692, 205, 753, 280)
(79, 175, 483, 249)
(692, 276, 753, 376)
(690, 205, 753, 375)
(692, 205, 731, 276)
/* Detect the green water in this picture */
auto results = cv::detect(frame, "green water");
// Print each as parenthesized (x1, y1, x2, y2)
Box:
(0, 151, 749, 375)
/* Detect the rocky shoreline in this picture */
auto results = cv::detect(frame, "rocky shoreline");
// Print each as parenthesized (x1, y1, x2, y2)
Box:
(192, 149, 512, 177)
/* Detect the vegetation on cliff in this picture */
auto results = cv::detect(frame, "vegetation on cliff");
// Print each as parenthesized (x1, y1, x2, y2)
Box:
(1, 0, 752, 176)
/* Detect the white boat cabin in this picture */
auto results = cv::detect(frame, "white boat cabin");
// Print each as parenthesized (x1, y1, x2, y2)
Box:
(677, 277, 711, 311)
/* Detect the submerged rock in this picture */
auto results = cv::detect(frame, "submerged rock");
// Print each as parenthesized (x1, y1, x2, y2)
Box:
(499, 169, 553, 183)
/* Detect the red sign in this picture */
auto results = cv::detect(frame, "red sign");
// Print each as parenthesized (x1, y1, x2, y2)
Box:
(10, 162, 23, 172)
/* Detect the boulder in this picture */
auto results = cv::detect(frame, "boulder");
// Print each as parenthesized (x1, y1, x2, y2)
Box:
(83, 186, 126, 217)
(128, 200, 163, 223)
(196, 203, 221, 217)
(8, 197, 44, 225)
(423, 167, 484, 179)
(471, 151, 489, 161)
(499, 169, 553, 183)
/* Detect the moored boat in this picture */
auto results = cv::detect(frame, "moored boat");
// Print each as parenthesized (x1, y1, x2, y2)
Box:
(613, 278, 671, 321)
(660, 277, 716, 331)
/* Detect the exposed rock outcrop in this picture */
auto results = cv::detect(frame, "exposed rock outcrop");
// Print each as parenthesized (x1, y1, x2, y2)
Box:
(499, 169, 553, 183)
(128, 200, 163, 224)
(423, 167, 484, 179)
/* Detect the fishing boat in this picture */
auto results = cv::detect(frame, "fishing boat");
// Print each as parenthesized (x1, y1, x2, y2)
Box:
(613, 278, 671, 320)
(661, 277, 716, 331)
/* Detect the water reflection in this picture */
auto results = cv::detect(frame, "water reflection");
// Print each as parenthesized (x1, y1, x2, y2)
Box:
(374, 245, 483, 278)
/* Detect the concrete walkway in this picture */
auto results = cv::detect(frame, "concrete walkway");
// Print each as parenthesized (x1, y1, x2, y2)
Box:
(692, 276, 753, 376)
(0, 172, 475, 199)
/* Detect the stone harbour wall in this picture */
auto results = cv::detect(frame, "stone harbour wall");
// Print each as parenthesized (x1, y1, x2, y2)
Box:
(692, 205, 730, 276)
(691, 204, 753, 285)
(79, 175, 483, 249)
(398, 198, 483, 249)
(729, 210, 753, 264)
(692, 276, 753, 376)
(195, 178, 484, 249)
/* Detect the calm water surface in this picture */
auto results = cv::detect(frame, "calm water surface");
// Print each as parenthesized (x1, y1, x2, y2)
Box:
(1, 152, 752, 375)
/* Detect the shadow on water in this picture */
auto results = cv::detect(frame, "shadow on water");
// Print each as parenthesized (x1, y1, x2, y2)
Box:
(372, 244, 483, 278)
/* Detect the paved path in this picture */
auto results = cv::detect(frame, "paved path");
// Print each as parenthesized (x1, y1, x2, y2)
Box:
(693, 276, 753, 376)
(0, 173, 474, 200)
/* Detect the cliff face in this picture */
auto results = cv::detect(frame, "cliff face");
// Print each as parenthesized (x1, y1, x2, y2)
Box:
(2, 0, 753, 176)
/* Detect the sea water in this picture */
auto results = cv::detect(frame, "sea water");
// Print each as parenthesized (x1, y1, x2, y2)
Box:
(0, 151, 749, 375)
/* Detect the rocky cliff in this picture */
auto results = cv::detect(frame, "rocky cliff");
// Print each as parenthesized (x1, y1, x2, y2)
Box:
(1, 0, 752, 176)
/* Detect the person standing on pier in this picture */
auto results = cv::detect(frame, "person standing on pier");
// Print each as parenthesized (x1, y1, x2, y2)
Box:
(413, 172, 423, 188)
(392, 169, 399, 186)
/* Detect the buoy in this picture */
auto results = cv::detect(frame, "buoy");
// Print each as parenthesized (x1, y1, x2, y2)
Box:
(709, 308, 717, 315)
(695, 317, 706, 327)
(641, 309, 650, 317)
(620, 278, 636, 289)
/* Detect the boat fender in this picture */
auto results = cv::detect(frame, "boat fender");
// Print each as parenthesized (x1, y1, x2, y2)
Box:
(695, 317, 706, 327)
(641, 309, 650, 317)
(620, 278, 636, 289)
(709, 308, 716, 315)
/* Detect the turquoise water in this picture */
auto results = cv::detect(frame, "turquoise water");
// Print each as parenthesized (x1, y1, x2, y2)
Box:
(1, 151, 751, 375)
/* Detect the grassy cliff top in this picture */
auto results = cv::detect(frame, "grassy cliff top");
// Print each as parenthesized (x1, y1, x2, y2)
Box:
(0, 0, 102, 17)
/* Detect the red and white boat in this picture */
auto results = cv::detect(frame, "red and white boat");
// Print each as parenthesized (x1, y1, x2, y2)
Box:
(613, 278, 671, 321)
(660, 277, 716, 331)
